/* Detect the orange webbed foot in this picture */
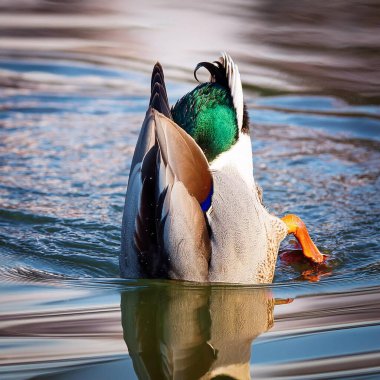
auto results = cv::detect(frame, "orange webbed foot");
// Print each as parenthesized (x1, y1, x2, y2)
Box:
(281, 214, 324, 264)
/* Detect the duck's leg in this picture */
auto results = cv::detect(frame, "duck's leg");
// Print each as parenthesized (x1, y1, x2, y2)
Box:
(281, 214, 325, 263)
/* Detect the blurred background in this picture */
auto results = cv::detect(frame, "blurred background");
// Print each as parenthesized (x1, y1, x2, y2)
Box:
(1, 0, 380, 104)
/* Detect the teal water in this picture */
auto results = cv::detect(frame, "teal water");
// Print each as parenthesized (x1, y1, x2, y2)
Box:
(1, 0, 380, 379)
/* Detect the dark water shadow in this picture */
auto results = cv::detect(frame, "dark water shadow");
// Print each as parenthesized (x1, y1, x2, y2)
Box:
(120, 285, 276, 380)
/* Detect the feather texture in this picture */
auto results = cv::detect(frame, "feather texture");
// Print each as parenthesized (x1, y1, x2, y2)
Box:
(120, 62, 213, 280)
(149, 62, 171, 119)
(120, 110, 157, 278)
(154, 113, 212, 204)
(194, 53, 246, 133)
(220, 52, 244, 133)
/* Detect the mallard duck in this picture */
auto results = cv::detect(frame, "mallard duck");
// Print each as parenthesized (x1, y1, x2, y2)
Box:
(120, 53, 323, 284)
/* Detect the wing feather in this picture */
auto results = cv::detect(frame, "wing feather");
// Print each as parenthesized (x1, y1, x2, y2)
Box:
(121, 61, 212, 281)
(162, 182, 210, 282)
(154, 112, 212, 204)
(120, 162, 143, 278)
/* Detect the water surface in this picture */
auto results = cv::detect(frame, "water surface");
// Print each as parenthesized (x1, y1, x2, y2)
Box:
(1, 1, 380, 379)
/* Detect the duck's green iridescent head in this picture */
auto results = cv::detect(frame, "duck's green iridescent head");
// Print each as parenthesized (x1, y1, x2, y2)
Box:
(171, 83, 238, 162)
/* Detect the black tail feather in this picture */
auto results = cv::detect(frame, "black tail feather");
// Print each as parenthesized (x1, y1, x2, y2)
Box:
(149, 63, 171, 119)
(194, 61, 228, 88)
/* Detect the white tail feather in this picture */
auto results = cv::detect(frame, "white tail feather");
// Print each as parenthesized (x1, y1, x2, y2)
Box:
(220, 52, 244, 133)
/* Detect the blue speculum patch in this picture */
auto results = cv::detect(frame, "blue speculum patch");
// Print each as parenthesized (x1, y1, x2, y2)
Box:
(200, 185, 213, 212)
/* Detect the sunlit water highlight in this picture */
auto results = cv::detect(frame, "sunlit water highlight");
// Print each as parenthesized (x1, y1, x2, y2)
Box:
(1, 0, 380, 379)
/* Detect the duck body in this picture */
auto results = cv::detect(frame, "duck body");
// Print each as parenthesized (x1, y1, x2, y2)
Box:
(206, 137, 288, 283)
(120, 54, 322, 284)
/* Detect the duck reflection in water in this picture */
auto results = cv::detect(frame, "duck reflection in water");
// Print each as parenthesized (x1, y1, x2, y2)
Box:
(121, 285, 282, 380)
